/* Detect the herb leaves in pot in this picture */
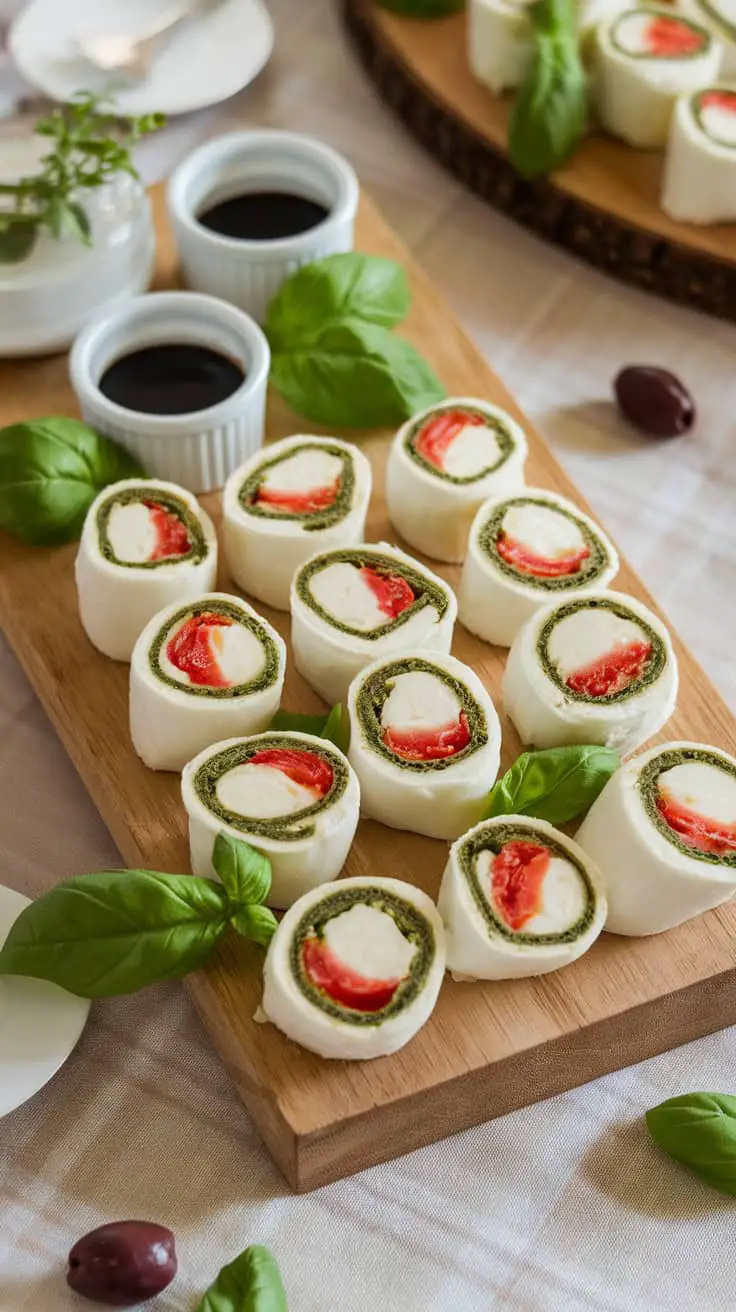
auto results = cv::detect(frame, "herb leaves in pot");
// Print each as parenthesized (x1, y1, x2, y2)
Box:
(646, 1093, 736, 1197)
(484, 745, 620, 825)
(508, 0, 588, 180)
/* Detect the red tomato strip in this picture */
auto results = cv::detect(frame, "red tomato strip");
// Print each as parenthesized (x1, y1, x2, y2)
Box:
(249, 748, 333, 797)
(414, 408, 485, 470)
(656, 790, 736, 856)
(645, 15, 704, 56)
(700, 90, 736, 114)
(497, 533, 590, 579)
(384, 711, 470, 762)
(491, 840, 550, 931)
(360, 566, 415, 619)
(144, 500, 191, 561)
(254, 479, 340, 514)
(565, 640, 652, 698)
(302, 935, 402, 1012)
(166, 613, 233, 688)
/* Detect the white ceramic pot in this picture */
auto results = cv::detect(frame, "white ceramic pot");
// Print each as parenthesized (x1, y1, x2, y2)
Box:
(167, 129, 359, 323)
(69, 291, 270, 493)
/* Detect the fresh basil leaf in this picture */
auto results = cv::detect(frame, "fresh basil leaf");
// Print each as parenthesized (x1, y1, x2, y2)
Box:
(646, 1093, 736, 1197)
(321, 702, 350, 755)
(0, 870, 229, 997)
(231, 905, 279, 949)
(270, 703, 349, 754)
(271, 319, 445, 428)
(508, 0, 588, 179)
(484, 746, 620, 825)
(266, 253, 410, 351)
(213, 832, 272, 907)
(0, 416, 144, 546)
(195, 1245, 288, 1312)
(0, 219, 39, 264)
(377, 0, 464, 12)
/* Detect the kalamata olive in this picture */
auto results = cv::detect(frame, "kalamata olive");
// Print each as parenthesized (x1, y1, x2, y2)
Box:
(66, 1221, 177, 1307)
(614, 365, 695, 438)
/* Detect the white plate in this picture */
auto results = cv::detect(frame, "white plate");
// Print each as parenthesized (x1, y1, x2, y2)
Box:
(0, 884, 90, 1118)
(8, 0, 273, 118)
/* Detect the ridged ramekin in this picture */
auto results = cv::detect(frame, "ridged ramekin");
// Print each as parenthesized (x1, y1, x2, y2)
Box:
(167, 130, 359, 323)
(69, 291, 270, 494)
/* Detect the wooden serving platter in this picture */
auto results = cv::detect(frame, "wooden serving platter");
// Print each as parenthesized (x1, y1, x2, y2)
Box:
(1, 186, 735, 1193)
(342, 0, 736, 323)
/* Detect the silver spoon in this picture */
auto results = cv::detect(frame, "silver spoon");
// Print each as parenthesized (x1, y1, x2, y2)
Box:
(77, 0, 215, 80)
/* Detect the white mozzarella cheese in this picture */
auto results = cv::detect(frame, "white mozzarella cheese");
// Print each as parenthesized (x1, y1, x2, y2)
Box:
(106, 500, 158, 563)
(158, 619, 267, 688)
(662, 87, 736, 224)
(380, 671, 461, 733)
(546, 607, 645, 679)
(309, 562, 388, 631)
(442, 423, 503, 478)
(502, 502, 586, 558)
(216, 762, 318, 818)
(324, 904, 417, 980)
(260, 448, 343, 496)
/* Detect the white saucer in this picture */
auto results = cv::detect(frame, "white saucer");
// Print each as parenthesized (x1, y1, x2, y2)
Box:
(9, 0, 274, 118)
(0, 885, 90, 1118)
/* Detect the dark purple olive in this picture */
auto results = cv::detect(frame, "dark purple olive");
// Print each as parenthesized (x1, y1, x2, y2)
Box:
(614, 365, 695, 438)
(66, 1221, 177, 1307)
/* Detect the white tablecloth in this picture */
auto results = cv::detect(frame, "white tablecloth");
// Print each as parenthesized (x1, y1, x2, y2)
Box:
(2, 2, 735, 1308)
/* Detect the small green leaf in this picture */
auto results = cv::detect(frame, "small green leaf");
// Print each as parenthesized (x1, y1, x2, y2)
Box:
(0, 220, 39, 264)
(195, 1245, 288, 1312)
(266, 253, 410, 351)
(646, 1093, 736, 1197)
(508, 0, 588, 179)
(269, 703, 349, 754)
(484, 746, 620, 825)
(213, 832, 272, 907)
(321, 703, 350, 755)
(231, 905, 279, 949)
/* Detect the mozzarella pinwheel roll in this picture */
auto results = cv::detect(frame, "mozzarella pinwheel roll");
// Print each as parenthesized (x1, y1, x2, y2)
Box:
(130, 593, 286, 771)
(438, 815, 607, 980)
(222, 435, 372, 611)
(75, 478, 217, 661)
(678, 0, 736, 76)
(593, 6, 721, 149)
(662, 85, 736, 223)
(458, 488, 619, 648)
(575, 741, 736, 935)
(385, 398, 528, 563)
(468, 0, 629, 94)
(503, 591, 678, 755)
(182, 731, 360, 909)
(290, 542, 457, 705)
(347, 651, 501, 841)
(261, 876, 446, 1060)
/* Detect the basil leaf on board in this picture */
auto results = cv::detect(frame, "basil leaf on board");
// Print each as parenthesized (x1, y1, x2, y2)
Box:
(270, 703, 350, 755)
(376, 0, 464, 13)
(265, 253, 410, 350)
(213, 832, 272, 907)
(195, 1245, 288, 1312)
(231, 905, 279, 948)
(0, 870, 229, 997)
(484, 746, 620, 825)
(321, 702, 350, 755)
(508, 0, 588, 180)
(0, 416, 144, 547)
(270, 318, 445, 428)
(646, 1094, 736, 1197)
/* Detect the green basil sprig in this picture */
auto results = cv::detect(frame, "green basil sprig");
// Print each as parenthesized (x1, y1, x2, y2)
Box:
(195, 1245, 288, 1312)
(375, 0, 465, 16)
(265, 253, 445, 428)
(269, 703, 349, 755)
(484, 745, 619, 825)
(508, 0, 588, 180)
(0, 417, 144, 547)
(0, 833, 278, 998)
(646, 1094, 736, 1197)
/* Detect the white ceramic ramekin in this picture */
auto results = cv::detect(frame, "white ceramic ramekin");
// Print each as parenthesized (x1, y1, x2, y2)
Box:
(69, 291, 270, 494)
(167, 130, 359, 323)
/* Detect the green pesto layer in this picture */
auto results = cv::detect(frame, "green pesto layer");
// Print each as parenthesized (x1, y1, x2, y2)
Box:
(237, 442, 356, 532)
(459, 821, 597, 945)
(477, 496, 612, 592)
(354, 655, 488, 773)
(403, 404, 516, 485)
(611, 9, 710, 59)
(296, 548, 450, 641)
(96, 485, 208, 569)
(290, 885, 435, 1025)
(692, 89, 736, 147)
(192, 734, 348, 841)
(537, 597, 667, 706)
(148, 598, 281, 699)
(637, 746, 736, 868)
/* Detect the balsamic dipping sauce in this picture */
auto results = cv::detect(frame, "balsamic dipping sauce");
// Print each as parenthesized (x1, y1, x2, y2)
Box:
(99, 344, 245, 416)
(197, 190, 330, 241)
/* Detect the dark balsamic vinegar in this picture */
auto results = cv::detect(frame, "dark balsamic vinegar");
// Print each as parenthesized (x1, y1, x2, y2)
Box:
(99, 344, 245, 416)
(197, 190, 330, 241)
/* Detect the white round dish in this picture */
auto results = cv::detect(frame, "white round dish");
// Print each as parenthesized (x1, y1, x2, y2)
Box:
(168, 130, 359, 324)
(69, 291, 270, 493)
(8, 0, 273, 118)
(0, 884, 90, 1119)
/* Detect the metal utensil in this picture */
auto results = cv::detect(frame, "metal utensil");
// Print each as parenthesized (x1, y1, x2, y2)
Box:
(78, 0, 213, 80)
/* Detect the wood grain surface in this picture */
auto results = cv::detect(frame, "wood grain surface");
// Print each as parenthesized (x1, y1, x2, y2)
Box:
(0, 186, 734, 1192)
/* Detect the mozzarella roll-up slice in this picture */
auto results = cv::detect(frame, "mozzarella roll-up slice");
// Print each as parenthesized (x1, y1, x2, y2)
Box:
(459, 489, 619, 648)
(75, 478, 217, 661)
(182, 731, 360, 908)
(678, 0, 736, 76)
(469, 0, 628, 94)
(386, 398, 528, 563)
(347, 652, 501, 840)
(593, 7, 720, 149)
(662, 85, 736, 222)
(130, 593, 286, 771)
(290, 543, 457, 705)
(261, 876, 445, 1059)
(503, 591, 678, 754)
(438, 816, 607, 980)
(222, 435, 372, 611)
(576, 741, 736, 935)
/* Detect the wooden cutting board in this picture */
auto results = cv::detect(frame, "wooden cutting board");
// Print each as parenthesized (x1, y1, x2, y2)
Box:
(1, 186, 734, 1192)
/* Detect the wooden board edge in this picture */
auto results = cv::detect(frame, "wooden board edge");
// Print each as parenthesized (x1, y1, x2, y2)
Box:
(341, 0, 736, 325)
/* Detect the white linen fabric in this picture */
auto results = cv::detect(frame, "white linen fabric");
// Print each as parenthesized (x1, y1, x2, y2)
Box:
(1, 1, 735, 1308)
